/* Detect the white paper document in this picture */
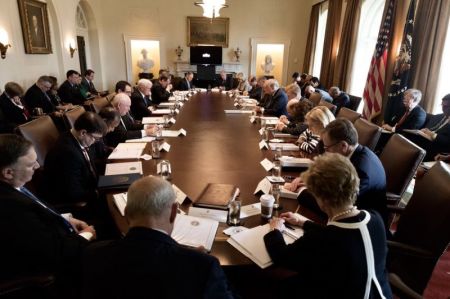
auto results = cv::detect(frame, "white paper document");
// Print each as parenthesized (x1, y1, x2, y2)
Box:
(142, 117, 165, 124)
(273, 133, 295, 138)
(172, 184, 187, 205)
(254, 178, 272, 195)
(280, 186, 307, 199)
(266, 176, 285, 183)
(240, 203, 261, 218)
(171, 214, 219, 252)
(224, 110, 253, 114)
(162, 129, 187, 137)
(158, 102, 176, 107)
(227, 224, 300, 269)
(259, 140, 269, 150)
(159, 142, 171, 152)
(105, 161, 143, 175)
(260, 158, 274, 172)
(112, 192, 127, 216)
(269, 143, 299, 151)
(279, 157, 313, 168)
(422, 161, 436, 170)
(125, 136, 156, 143)
(188, 207, 228, 223)
(152, 109, 171, 115)
(108, 143, 145, 160)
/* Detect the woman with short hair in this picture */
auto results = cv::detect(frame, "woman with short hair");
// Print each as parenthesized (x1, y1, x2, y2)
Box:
(264, 153, 392, 299)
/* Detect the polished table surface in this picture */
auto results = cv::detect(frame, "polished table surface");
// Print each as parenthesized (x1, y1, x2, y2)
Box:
(106, 92, 318, 266)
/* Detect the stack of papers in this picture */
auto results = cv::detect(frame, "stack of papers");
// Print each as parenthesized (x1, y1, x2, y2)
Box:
(269, 143, 299, 151)
(280, 186, 307, 199)
(142, 117, 164, 124)
(279, 157, 313, 167)
(224, 110, 253, 114)
(162, 129, 187, 137)
(171, 214, 219, 252)
(112, 192, 127, 216)
(227, 224, 303, 268)
(108, 143, 146, 159)
(125, 136, 155, 143)
(105, 161, 143, 175)
(152, 109, 171, 115)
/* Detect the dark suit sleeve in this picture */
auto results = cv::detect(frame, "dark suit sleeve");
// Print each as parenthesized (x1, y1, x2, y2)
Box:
(130, 94, 152, 120)
(264, 92, 288, 117)
(396, 107, 426, 132)
(203, 258, 235, 299)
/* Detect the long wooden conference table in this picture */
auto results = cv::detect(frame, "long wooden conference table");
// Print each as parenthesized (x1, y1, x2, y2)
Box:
(106, 91, 318, 266)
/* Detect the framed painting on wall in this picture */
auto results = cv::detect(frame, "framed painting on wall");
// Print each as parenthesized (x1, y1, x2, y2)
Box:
(17, 0, 52, 54)
(187, 17, 229, 47)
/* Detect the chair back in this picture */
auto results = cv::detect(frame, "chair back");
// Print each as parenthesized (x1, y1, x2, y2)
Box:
(337, 107, 361, 123)
(318, 99, 337, 115)
(354, 118, 382, 150)
(17, 116, 59, 167)
(389, 162, 450, 294)
(379, 134, 426, 198)
(348, 95, 362, 111)
(63, 106, 85, 130)
(309, 92, 322, 106)
(90, 97, 111, 114)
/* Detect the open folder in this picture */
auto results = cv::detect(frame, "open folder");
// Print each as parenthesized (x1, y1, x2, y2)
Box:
(227, 224, 303, 269)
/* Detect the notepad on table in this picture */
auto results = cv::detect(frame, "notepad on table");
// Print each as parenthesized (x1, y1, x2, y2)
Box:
(105, 161, 143, 175)
(171, 214, 219, 252)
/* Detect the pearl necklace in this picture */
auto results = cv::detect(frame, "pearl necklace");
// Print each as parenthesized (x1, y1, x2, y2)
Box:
(329, 206, 357, 222)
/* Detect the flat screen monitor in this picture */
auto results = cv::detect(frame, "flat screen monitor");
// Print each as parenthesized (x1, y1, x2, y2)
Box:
(190, 46, 222, 65)
(196, 65, 216, 80)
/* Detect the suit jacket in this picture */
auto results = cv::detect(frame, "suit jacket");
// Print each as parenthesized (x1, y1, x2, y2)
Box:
(178, 78, 193, 91)
(0, 92, 29, 132)
(81, 78, 98, 95)
(249, 86, 263, 100)
(264, 88, 288, 117)
(350, 145, 387, 222)
(24, 83, 56, 114)
(43, 132, 98, 204)
(104, 114, 143, 147)
(0, 181, 87, 280)
(130, 91, 153, 120)
(82, 227, 234, 299)
(151, 83, 170, 105)
(389, 105, 426, 133)
(332, 92, 350, 114)
(215, 76, 232, 91)
(58, 80, 86, 105)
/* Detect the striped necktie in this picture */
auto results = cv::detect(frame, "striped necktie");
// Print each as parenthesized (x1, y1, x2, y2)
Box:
(20, 187, 74, 233)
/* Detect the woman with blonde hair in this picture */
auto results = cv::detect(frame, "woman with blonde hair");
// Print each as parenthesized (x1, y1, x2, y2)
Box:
(235, 72, 251, 93)
(297, 106, 335, 153)
(264, 153, 391, 299)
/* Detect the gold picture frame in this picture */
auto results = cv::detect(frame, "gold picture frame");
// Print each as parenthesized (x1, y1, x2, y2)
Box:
(17, 0, 52, 54)
(187, 17, 229, 48)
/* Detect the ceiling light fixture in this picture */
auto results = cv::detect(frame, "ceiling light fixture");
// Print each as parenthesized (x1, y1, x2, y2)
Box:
(194, 0, 228, 19)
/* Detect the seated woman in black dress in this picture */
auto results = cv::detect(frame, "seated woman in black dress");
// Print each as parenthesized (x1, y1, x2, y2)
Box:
(264, 153, 392, 299)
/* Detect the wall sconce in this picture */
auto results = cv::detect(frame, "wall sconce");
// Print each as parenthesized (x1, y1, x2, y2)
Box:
(0, 42, 11, 59)
(69, 43, 77, 58)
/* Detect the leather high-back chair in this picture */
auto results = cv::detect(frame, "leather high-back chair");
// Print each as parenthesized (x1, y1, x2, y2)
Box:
(318, 99, 337, 115)
(309, 92, 322, 106)
(337, 107, 361, 123)
(388, 161, 450, 295)
(348, 95, 362, 111)
(17, 116, 59, 167)
(90, 97, 111, 114)
(63, 106, 85, 130)
(379, 134, 426, 205)
(354, 118, 382, 151)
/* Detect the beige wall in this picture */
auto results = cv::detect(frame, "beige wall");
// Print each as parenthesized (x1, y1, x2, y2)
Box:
(0, 0, 313, 91)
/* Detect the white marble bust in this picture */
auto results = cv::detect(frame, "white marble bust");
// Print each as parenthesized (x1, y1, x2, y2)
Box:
(260, 54, 275, 75)
(137, 48, 154, 73)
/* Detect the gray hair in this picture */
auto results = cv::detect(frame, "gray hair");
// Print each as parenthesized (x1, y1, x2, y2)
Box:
(329, 86, 341, 97)
(265, 79, 279, 91)
(404, 89, 422, 104)
(111, 92, 131, 108)
(137, 79, 152, 89)
(126, 176, 176, 220)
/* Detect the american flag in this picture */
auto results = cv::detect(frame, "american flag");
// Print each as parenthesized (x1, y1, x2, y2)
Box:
(362, 0, 395, 120)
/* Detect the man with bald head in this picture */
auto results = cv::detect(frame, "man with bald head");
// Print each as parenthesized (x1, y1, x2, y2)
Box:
(130, 79, 154, 120)
(104, 93, 158, 146)
(82, 176, 234, 299)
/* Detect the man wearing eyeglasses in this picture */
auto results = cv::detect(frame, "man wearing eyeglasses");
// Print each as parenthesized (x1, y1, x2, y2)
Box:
(43, 112, 107, 206)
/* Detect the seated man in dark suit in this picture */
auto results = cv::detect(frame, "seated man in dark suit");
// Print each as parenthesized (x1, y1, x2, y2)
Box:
(151, 75, 171, 105)
(0, 82, 29, 132)
(402, 94, 450, 161)
(254, 79, 288, 117)
(215, 70, 232, 91)
(382, 89, 426, 133)
(130, 79, 153, 120)
(329, 86, 350, 114)
(249, 76, 266, 101)
(43, 112, 107, 205)
(58, 70, 86, 105)
(82, 176, 234, 299)
(104, 93, 158, 147)
(0, 134, 95, 293)
(80, 69, 99, 97)
(288, 119, 387, 223)
(178, 71, 194, 91)
(304, 85, 333, 103)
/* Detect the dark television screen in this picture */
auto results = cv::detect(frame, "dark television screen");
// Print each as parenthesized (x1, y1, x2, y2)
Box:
(190, 46, 222, 65)
(196, 65, 216, 80)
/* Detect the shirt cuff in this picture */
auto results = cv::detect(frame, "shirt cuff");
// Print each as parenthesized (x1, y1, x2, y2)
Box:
(61, 213, 73, 221)
(141, 130, 146, 137)
(79, 232, 94, 241)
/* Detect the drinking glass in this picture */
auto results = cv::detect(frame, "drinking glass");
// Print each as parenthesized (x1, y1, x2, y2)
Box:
(227, 200, 241, 226)
(272, 161, 281, 177)
(271, 184, 282, 210)
(159, 160, 171, 180)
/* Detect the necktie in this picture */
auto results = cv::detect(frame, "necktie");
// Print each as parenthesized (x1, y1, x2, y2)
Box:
(396, 111, 410, 127)
(81, 147, 97, 177)
(20, 187, 74, 233)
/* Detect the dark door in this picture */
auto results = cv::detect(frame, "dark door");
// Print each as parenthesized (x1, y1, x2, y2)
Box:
(77, 35, 87, 75)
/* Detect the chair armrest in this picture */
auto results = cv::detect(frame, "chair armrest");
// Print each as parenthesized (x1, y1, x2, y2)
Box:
(388, 273, 423, 299)
(386, 192, 401, 205)
(387, 240, 434, 259)
(387, 205, 405, 214)
(0, 274, 54, 296)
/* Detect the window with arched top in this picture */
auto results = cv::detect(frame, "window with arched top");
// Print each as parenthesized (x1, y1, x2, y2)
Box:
(348, 0, 384, 96)
(312, 2, 329, 78)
